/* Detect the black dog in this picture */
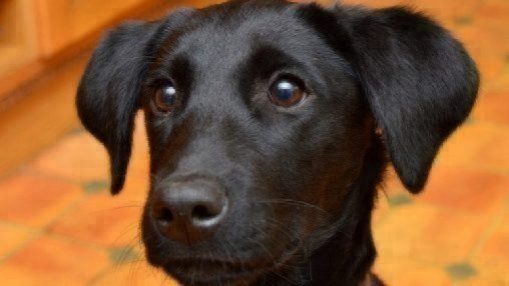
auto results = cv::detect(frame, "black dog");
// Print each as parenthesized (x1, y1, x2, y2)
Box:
(76, 0, 479, 285)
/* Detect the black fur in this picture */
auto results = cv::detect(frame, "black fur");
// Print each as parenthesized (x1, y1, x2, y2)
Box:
(76, 0, 478, 285)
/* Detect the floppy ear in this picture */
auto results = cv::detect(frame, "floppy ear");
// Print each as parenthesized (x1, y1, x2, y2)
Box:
(76, 21, 161, 195)
(336, 6, 479, 193)
(77, 9, 195, 195)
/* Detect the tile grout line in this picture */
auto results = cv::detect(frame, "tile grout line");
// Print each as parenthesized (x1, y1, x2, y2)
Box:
(466, 197, 509, 260)
(381, 192, 502, 221)
(0, 164, 147, 268)
(44, 191, 88, 230)
(374, 194, 509, 284)
(0, 129, 85, 182)
(86, 240, 150, 285)
(0, 182, 91, 264)
(85, 259, 147, 286)
(0, 219, 42, 232)
(450, 195, 509, 285)
(465, 116, 509, 131)
(0, 191, 91, 264)
(437, 162, 509, 178)
(379, 252, 504, 285)
(87, 264, 117, 286)
(0, 231, 43, 265)
(23, 164, 108, 188)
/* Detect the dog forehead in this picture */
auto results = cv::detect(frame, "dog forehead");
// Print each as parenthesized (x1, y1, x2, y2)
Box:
(171, 8, 332, 68)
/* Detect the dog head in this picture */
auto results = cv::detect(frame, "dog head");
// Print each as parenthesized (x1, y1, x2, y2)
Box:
(77, 0, 478, 284)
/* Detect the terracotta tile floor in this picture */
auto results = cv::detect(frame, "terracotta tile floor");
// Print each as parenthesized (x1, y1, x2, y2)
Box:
(1, 0, 508, 285)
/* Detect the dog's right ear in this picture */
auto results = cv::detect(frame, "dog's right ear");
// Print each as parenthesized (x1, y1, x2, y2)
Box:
(76, 9, 195, 195)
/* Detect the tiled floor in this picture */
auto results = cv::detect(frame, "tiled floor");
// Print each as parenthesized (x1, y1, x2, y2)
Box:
(1, 0, 508, 285)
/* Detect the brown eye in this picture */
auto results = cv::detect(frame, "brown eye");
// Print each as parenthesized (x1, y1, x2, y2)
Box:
(154, 83, 178, 113)
(269, 78, 306, 107)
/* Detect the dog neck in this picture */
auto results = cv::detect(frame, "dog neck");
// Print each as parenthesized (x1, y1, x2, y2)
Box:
(254, 136, 386, 286)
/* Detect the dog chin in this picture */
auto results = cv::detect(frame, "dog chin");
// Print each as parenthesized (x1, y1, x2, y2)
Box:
(148, 245, 302, 286)
(159, 260, 268, 286)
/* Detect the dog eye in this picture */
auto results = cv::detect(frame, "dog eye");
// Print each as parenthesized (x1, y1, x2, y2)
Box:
(269, 78, 306, 107)
(154, 83, 178, 113)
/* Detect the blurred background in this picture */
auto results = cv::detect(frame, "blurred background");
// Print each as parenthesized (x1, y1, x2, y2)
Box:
(0, 0, 507, 285)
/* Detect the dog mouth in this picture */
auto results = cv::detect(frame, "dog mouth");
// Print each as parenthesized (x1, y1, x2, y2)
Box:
(162, 259, 264, 285)
(158, 243, 301, 285)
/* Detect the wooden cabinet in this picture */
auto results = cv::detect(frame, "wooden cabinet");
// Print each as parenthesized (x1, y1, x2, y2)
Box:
(0, 0, 212, 177)
(0, 0, 204, 98)
(34, 0, 164, 58)
(0, 0, 38, 78)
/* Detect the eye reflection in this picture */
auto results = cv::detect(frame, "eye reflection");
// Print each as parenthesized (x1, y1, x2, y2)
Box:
(154, 83, 178, 113)
(269, 78, 306, 107)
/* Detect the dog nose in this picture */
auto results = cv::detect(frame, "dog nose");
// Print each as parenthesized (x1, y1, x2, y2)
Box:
(150, 179, 228, 244)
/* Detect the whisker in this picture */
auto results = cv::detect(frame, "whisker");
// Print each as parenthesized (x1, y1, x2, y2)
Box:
(253, 198, 328, 215)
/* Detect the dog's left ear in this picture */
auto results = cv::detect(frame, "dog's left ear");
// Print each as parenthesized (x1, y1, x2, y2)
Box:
(76, 21, 161, 195)
(311, 5, 479, 193)
(344, 7, 479, 193)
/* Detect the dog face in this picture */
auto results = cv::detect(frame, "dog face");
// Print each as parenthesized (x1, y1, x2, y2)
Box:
(77, 0, 478, 285)
(141, 5, 373, 283)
